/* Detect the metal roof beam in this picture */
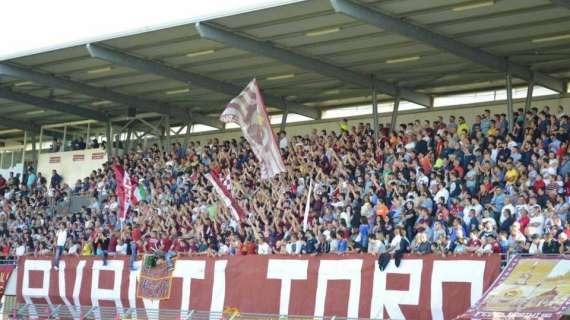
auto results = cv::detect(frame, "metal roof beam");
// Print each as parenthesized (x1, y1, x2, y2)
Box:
(85, 44, 321, 119)
(0, 63, 223, 129)
(195, 23, 432, 108)
(0, 116, 37, 133)
(330, 0, 566, 93)
(0, 87, 108, 122)
(551, 0, 570, 9)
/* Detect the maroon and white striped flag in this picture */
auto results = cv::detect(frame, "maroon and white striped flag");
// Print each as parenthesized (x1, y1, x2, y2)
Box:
(205, 173, 245, 221)
(221, 79, 286, 180)
(112, 164, 133, 221)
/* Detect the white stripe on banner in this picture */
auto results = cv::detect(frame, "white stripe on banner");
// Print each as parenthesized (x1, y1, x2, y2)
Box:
(205, 173, 242, 221)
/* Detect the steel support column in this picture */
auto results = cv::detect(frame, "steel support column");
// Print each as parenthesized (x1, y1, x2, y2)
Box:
(38, 127, 43, 156)
(105, 120, 113, 159)
(85, 123, 91, 149)
(390, 92, 400, 133)
(125, 126, 133, 152)
(184, 123, 192, 150)
(31, 128, 37, 173)
(506, 69, 514, 132)
(164, 115, 171, 152)
(280, 99, 288, 133)
(62, 125, 67, 152)
(523, 78, 535, 131)
(22, 131, 27, 171)
(372, 85, 379, 140)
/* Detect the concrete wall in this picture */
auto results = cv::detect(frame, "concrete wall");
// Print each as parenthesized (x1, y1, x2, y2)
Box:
(177, 94, 570, 145)
(38, 148, 108, 185)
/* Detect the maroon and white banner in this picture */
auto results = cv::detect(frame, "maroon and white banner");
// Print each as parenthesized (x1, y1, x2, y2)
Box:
(17, 254, 500, 320)
(205, 173, 245, 221)
(461, 255, 570, 320)
(48, 156, 61, 164)
(112, 164, 133, 220)
(221, 79, 286, 180)
(0, 264, 15, 301)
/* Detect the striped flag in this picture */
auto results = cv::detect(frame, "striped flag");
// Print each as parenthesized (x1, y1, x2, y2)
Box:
(112, 164, 133, 221)
(220, 79, 286, 180)
(303, 179, 313, 232)
(205, 173, 245, 222)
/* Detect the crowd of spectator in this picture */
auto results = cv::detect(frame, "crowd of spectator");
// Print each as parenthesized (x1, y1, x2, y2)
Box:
(1, 104, 569, 270)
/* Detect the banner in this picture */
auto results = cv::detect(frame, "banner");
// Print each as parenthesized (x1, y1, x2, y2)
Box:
(17, 254, 500, 320)
(137, 262, 172, 300)
(220, 79, 286, 180)
(0, 264, 15, 300)
(461, 255, 570, 320)
(112, 164, 133, 220)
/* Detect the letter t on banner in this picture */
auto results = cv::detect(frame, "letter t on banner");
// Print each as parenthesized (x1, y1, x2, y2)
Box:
(173, 260, 206, 319)
(267, 259, 308, 316)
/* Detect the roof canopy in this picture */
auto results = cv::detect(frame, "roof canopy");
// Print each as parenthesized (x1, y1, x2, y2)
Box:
(0, 0, 569, 135)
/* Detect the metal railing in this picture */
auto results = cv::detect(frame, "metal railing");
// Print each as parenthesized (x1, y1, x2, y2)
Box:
(3, 304, 368, 320)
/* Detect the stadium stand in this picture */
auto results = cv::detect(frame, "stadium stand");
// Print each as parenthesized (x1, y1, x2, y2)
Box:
(1, 0, 570, 319)
(1, 105, 568, 262)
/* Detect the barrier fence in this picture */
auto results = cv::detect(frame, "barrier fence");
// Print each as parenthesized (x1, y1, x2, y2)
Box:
(3, 303, 363, 320)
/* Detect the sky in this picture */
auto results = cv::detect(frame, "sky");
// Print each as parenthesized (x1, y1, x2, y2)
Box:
(0, 0, 303, 61)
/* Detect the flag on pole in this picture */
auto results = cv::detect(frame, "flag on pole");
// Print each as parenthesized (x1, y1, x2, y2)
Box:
(220, 79, 286, 180)
(205, 173, 246, 221)
(112, 164, 133, 221)
(303, 179, 313, 232)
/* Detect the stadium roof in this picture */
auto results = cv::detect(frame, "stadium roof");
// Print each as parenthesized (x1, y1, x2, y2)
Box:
(0, 0, 569, 136)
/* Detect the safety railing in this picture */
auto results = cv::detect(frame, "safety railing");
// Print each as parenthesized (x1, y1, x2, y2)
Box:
(3, 304, 371, 320)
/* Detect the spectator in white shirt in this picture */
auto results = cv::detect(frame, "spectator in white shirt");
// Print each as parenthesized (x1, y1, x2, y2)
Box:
(528, 208, 545, 236)
(15, 241, 27, 258)
(257, 238, 271, 255)
(279, 131, 288, 150)
(53, 222, 67, 270)
(528, 235, 543, 255)
(115, 239, 128, 256)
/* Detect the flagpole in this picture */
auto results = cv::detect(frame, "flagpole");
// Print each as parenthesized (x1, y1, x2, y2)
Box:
(303, 179, 313, 232)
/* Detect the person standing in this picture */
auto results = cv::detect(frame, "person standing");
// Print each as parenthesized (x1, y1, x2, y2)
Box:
(53, 222, 67, 270)
(95, 229, 110, 266)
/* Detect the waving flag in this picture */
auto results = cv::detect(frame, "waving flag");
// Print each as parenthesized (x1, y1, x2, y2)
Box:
(220, 79, 286, 180)
(112, 164, 133, 220)
(205, 173, 245, 221)
(303, 179, 313, 232)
